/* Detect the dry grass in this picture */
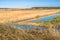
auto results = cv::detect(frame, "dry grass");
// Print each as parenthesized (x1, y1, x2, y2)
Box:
(0, 9, 60, 40)
(0, 9, 60, 23)
(0, 24, 60, 40)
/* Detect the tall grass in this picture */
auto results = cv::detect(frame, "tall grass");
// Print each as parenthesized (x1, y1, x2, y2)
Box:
(0, 16, 60, 40)
(0, 24, 60, 40)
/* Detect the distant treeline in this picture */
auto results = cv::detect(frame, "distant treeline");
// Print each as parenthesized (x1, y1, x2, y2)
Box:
(0, 7, 60, 10)
(32, 7, 60, 9)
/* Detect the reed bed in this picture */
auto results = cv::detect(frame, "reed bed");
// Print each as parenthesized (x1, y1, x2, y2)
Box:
(0, 23, 60, 40)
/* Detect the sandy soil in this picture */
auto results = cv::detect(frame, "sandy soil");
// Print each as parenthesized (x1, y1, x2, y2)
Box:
(0, 9, 60, 23)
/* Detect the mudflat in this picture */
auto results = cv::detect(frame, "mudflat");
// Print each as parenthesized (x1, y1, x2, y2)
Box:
(0, 9, 60, 23)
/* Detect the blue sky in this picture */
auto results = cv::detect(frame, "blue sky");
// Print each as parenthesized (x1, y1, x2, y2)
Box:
(0, 0, 60, 8)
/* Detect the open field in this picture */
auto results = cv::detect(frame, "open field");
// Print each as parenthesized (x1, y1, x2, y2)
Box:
(0, 9, 60, 23)
(0, 9, 60, 40)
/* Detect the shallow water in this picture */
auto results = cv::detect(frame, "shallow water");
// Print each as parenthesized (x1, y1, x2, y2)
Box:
(12, 14, 60, 31)
(12, 24, 60, 32)
(31, 14, 60, 22)
(12, 24, 45, 30)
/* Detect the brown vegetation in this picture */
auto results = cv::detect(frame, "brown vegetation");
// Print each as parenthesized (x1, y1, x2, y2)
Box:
(0, 9, 60, 23)
(0, 9, 60, 40)
(0, 24, 60, 40)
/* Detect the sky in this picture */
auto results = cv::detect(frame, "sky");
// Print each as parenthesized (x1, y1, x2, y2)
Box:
(0, 0, 60, 8)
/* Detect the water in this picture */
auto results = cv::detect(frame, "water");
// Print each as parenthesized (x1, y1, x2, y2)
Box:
(11, 24, 45, 30)
(31, 14, 60, 22)
(11, 14, 60, 31)
(12, 24, 60, 31)
(12, 24, 32, 29)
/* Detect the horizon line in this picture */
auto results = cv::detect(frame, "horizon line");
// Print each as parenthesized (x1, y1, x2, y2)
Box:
(0, 7, 60, 9)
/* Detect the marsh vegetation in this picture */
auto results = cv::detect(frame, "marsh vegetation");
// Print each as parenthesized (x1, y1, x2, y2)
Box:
(0, 15, 60, 40)
(0, 8, 60, 40)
